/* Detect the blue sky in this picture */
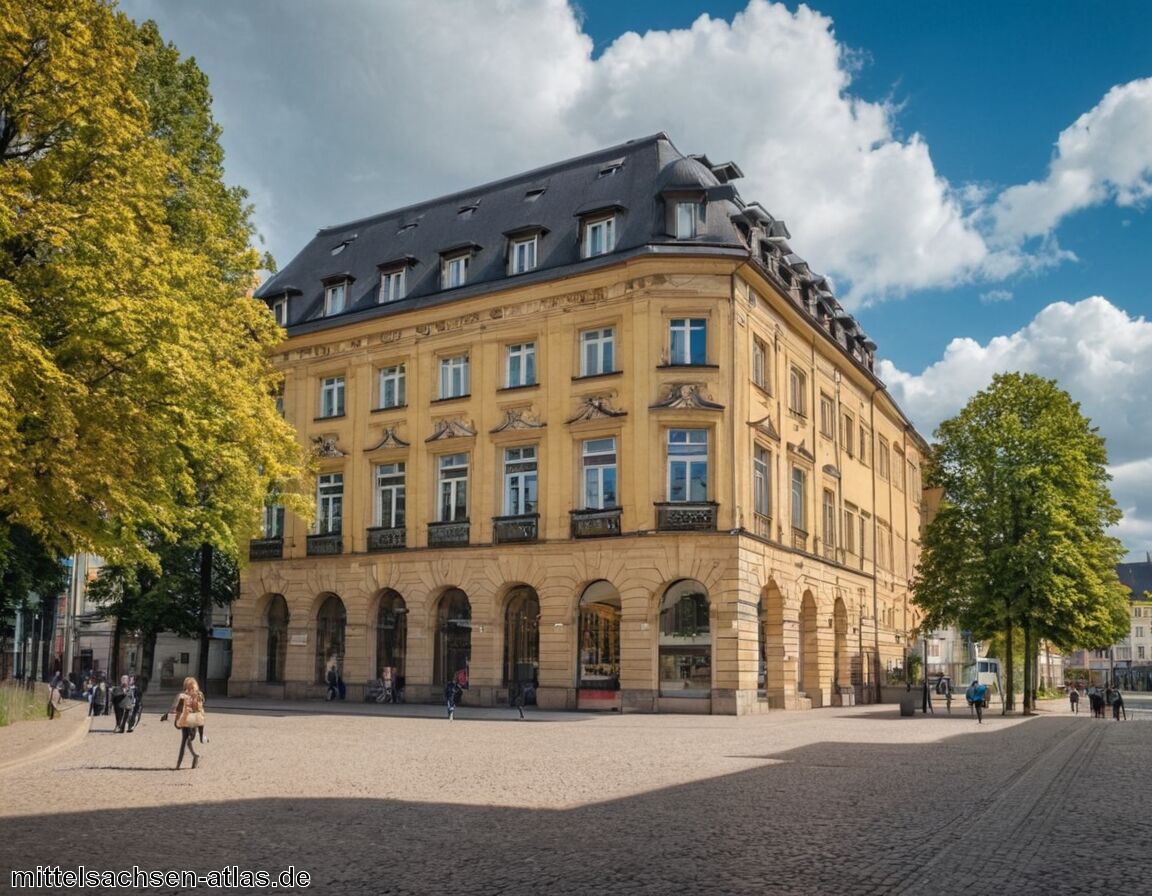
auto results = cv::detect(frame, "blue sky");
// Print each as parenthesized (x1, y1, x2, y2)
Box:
(120, 0, 1152, 557)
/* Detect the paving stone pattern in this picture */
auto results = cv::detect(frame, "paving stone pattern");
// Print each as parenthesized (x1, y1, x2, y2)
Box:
(0, 696, 1146, 895)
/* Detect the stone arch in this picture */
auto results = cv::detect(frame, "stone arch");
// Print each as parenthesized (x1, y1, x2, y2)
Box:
(759, 579, 786, 706)
(502, 585, 540, 689)
(657, 579, 711, 698)
(577, 580, 621, 709)
(263, 594, 289, 684)
(833, 597, 849, 697)
(313, 592, 346, 684)
(434, 587, 471, 686)
(798, 590, 820, 704)
(370, 588, 408, 682)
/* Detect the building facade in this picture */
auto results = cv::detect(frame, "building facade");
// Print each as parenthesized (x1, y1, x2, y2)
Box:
(233, 134, 928, 714)
(1067, 558, 1152, 689)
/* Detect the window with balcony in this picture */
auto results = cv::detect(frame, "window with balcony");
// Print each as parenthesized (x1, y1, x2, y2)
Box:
(505, 342, 536, 388)
(788, 367, 807, 417)
(316, 473, 343, 535)
(582, 437, 618, 508)
(319, 376, 345, 418)
(503, 446, 538, 515)
(377, 364, 406, 409)
(669, 318, 707, 366)
(580, 327, 615, 376)
(667, 429, 708, 502)
(437, 453, 469, 522)
(439, 355, 469, 399)
(375, 463, 406, 529)
(262, 504, 284, 539)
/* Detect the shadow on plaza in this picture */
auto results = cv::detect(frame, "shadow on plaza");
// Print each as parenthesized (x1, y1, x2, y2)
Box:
(1, 716, 1135, 896)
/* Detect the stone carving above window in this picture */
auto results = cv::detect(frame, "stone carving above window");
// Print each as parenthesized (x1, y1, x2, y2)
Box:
(566, 396, 627, 424)
(650, 382, 724, 410)
(490, 407, 545, 433)
(364, 426, 410, 452)
(748, 415, 780, 441)
(426, 418, 477, 442)
(311, 435, 347, 458)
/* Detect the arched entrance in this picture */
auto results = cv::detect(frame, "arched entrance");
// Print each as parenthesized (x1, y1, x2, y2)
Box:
(314, 593, 346, 684)
(833, 597, 849, 701)
(760, 579, 786, 706)
(374, 589, 407, 683)
(503, 587, 539, 702)
(577, 580, 621, 710)
(658, 579, 711, 698)
(799, 590, 820, 706)
(265, 594, 289, 683)
(435, 588, 471, 686)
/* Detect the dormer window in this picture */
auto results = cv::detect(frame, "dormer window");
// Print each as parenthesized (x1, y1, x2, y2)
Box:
(438, 243, 480, 290)
(510, 235, 537, 274)
(379, 268, 406, 303)
(582, 215, 615, 258)
(322, 276, 352, 316)
(663, 190, 705, 239)
(675, 201, 698, 239)
(272, 298, 288, 326)
(598, 158, 624, 178)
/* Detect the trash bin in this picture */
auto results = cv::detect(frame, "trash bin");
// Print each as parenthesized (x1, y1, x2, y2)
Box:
(899, 694, 917, 717)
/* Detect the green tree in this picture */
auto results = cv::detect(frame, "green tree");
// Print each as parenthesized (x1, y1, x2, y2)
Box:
(914, 373, 1129, 713)
(0, 0, 307, 570)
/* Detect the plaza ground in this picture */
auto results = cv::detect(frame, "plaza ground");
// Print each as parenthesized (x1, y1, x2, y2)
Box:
(1, 692, 1148, 894)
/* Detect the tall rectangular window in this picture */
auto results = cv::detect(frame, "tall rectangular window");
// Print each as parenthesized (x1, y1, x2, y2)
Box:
(842, 412, 855, 457)
(789, 367, 807, 416)
(437, 453, 469, 522)
(667, 429, 708, 502)
(580, 327, 615, 375)
(441, 254, 469, 289)
(669, 318, 707, 365)
(583, 215, 615, 258)
(878, 438, 891, 481)
(843, 504, 858, 556)
(272, 299, 288, 326)
(509, 236, 537, 274)
(822, 489, 836, 550)
(375, 462, 406, 528)
(378, 364, 406, 409)
(675, 201, 697, 238)
(753, 445, 771, 518)
(379, 269, 405, 303)
(505, 342, 536, 388)
(316, 473, 343, 534)
(859, 425, 869, 466)
(877, 521, 893, 571)
(894, 450, 906, 492)
(324, 283, 346, 316)
(819, 393, 835, 438)
(320, 376, 345, 418)
(752, 337, 769, 390)
(790, 467, 807, 531)
(262, 504, 284, 539)
(582, 437, 617, 509)
(439, 355, 469, 399)
(503, 446, 538, 515)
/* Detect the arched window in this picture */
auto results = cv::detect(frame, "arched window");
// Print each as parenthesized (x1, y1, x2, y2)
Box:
(265, 595, 289, 683)
(314, 594, 346, 684)
(658, 580, 710, 696)
(375, 590, 407, 680)
(578, 581, 620, 690)
(435, 589, 471, 686)
(503, 587, 540, 688)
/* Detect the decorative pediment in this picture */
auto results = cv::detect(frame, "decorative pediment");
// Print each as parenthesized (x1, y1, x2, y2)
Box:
(787, 440, 815, 463)
(490, 408, 545, 433)
(822, 464, 841, 479)
(364, 426, 410, 452)
(566, 396, 627, 424)
(311, 435, 346, 458)
(426, 418, 476, 442)
(748, 415, 780, 441)
(650, 383, 724, 411)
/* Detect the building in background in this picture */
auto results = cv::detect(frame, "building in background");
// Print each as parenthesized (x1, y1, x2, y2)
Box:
(1067, 557, 1152, 689)
(235, 134, 928, 714)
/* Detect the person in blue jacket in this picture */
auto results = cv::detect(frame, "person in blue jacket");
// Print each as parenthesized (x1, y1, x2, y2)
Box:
(965, 680, 989, 723)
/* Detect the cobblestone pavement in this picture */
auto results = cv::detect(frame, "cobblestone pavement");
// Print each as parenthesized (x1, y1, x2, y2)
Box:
(0, 695, 1147, 895)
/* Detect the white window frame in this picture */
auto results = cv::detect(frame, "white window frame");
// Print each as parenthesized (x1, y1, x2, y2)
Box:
(822, 489, 836, 550)
(272, 298, 288, 326)
(819, 393, 835, 438)
(324, 282, 347, 316)
(379, 268, 405, 303)
(675, 200, 698, 239)
(752, 337, 769, 390)
(669, 318, 707, 366)
(437, 453, 469, 522)
(842, 412, 855, 457)
(441, 253, 469, 289)
(319, 375, 345, 418)
(374, 462, 406, 529)
(582, 437, 618, 509)
(790, 467, 807, 531)
(503, 446, 538, 516)
(439, 355, 469, 399)
(667, 429, 709, 503)
(262, 504, 284, 539)
(580, 327, 615, 376)
(753, 445, 771, 519)
(505, 342, 536, 388)
(879, 438, 891, 481)
(509, 235, 538, 275)
(789, 367, 807, 417)
(316, 473, 343, 535)
(378, 364, 406, 409)
(583, 215, 615, 258)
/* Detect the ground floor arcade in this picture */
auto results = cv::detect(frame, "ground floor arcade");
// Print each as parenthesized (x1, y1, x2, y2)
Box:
(230, 533, 911, 714)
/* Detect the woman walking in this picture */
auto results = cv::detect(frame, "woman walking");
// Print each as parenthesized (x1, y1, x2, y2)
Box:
(161, 676, 205, 770)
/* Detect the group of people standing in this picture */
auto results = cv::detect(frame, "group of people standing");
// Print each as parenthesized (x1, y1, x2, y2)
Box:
(1069, 685, 1126, 720)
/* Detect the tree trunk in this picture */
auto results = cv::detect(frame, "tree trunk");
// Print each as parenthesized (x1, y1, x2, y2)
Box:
(110, 616, 123, 681)
(1022, 622, 1034, 714)
(197, 543, 212, 689)
(139, 629, 158, 694)
(1003, 620, 1015, 712)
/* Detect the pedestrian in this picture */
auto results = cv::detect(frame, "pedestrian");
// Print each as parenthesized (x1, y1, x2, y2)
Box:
(160, 676, 205, 770)
(337, 671, 347, 701)
(115, 675, 136, 733)
(509, 681, 525, 720)
(1111, 688, 1125, 721)
(965, 679, 988, 723)
(126, 676, 143, 732)
(1068, 686, 1080, 713)
(46, 679, 62, 720)
(110, 676, 128, 730)
(445, 668, 468, 720)
(325, 665, 339, 701)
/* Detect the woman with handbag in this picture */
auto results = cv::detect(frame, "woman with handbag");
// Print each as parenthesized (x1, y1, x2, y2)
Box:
(160, 676, 205, 770)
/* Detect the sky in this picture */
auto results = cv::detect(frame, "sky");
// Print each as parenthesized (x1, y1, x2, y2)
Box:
(118, 0, 1152, 561)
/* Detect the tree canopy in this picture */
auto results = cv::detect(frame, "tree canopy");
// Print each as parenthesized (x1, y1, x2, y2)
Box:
(914, 372, 1129, 710)
(0, 0, 307, 571)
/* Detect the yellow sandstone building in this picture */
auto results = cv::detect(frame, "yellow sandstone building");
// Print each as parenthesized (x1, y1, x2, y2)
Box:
(231, 134, 927, 714)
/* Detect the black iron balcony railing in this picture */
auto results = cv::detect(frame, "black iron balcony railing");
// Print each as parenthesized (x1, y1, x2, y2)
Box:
(248, 537, 283, 561)
(306, 533, 343, 556)
(655, 502, 718, 532)
(366, 526, 406, 552)
(493, 514, 539, 544)
(428, 520, 470, 548)
(570, 507, 622, 538)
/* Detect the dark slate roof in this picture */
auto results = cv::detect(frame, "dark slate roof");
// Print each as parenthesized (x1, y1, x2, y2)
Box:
(256, 133, 752, 332)
(1118, 560, 1152, 599)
